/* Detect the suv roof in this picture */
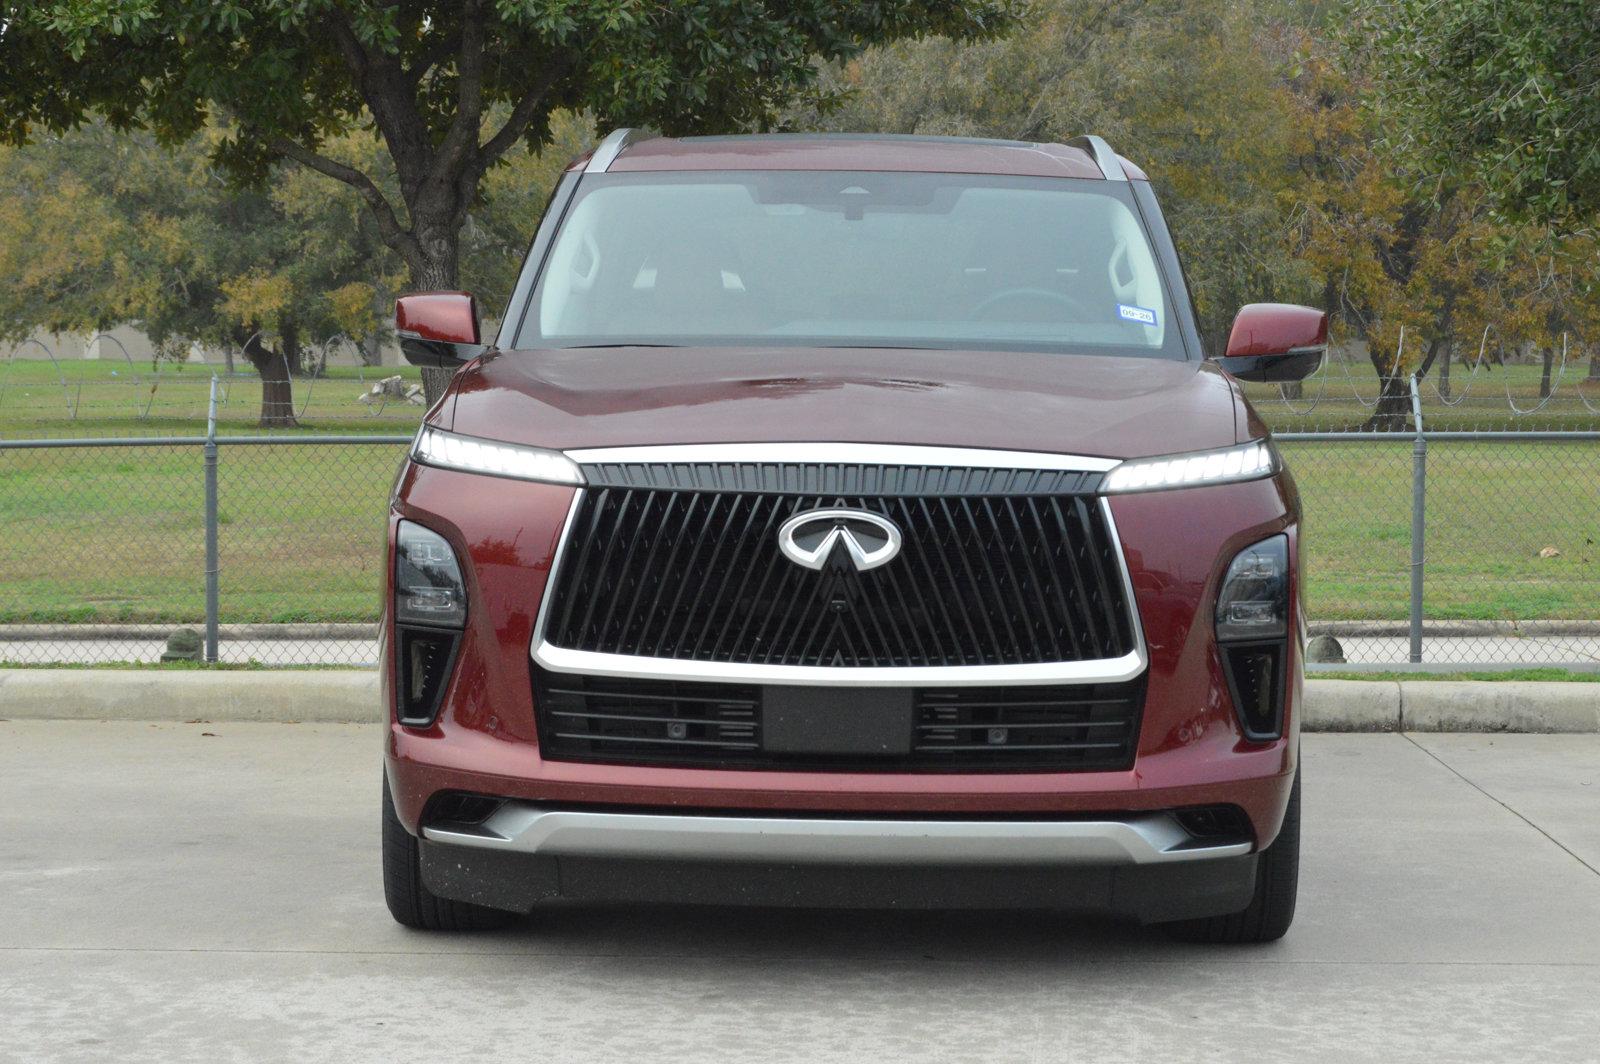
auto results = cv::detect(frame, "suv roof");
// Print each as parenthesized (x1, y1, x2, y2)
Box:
(569, 131, 1147, 181)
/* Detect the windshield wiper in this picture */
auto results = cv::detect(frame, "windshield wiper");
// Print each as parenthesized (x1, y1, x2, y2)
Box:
(561, 342, 683, 349)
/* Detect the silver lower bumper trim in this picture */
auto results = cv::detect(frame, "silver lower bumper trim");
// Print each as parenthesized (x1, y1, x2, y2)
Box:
(422, 806, 1250, 866)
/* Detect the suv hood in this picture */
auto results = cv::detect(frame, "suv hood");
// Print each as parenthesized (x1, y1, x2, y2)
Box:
(445, 346, 1244, 461)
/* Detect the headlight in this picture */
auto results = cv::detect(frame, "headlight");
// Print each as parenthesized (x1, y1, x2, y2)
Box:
(413, 426, 583, 485)
(1102, 440, 1278, 494)
(395, 521, 467, 627)
(1216, 535, 1289, 641)
(393, 520, 467, 727)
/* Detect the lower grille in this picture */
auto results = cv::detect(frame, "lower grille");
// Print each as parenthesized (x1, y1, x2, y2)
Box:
(534, 668, 1143, 772)
(536, 672, 761, 760)
(915, 682, 1144, 770)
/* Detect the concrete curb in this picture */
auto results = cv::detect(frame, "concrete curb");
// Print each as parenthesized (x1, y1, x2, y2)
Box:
(1302, 680, 1404, 732)
(1399, 681, 1600, 733)
(0, 669, 380, 723)
(1, 670, 1595, 732)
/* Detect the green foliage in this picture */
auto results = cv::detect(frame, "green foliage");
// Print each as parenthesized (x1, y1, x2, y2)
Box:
(0, 121, 401, 353)
(1365, 0, 1600, 229)
(0, 112, 581, 355)
(4, 0, 1018, 287)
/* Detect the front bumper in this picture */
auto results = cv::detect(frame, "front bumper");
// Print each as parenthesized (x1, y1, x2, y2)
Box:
(417, 806, 1260, 921)
(423, 804, 1250, 865)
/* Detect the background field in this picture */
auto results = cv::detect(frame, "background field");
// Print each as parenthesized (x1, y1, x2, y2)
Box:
(2, 436, 1594, 628)
(5, 352, 1600, 436)
(0, 359, 426, 438)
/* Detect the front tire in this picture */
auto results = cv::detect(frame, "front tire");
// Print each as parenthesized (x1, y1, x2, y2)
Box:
(1163, 768, 1300, 943)
(382, 775, 515, 931)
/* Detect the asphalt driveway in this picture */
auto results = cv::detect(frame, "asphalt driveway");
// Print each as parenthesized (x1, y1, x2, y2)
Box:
(2, 723, 1597, 1063)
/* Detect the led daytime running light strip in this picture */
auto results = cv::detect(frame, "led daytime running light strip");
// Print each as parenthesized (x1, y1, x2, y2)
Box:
(1103, 441, 1276, 494)
(413, 427, 584, 485)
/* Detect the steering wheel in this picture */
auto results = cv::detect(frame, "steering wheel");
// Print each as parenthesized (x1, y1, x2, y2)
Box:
(970, 287, 1090, 322)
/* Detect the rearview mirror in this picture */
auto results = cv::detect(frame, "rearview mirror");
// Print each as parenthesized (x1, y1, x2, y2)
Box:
(395, 292, 488, 368)
(1214, 303, 1327, 382)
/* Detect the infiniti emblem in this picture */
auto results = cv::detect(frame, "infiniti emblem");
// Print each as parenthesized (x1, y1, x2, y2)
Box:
(777, 508, 903, 572)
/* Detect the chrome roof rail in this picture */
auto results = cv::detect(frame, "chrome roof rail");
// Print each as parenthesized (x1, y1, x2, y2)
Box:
(1066, 135, 1126, 182)
(585, 128, 639, 173)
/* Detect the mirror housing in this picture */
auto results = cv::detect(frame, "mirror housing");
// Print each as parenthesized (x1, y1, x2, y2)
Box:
(395, 292, 488, 368)
(1215, 303, 1328, 382)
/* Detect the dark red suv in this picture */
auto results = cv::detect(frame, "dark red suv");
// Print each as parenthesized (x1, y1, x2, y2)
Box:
(382, 131, 1323, 941)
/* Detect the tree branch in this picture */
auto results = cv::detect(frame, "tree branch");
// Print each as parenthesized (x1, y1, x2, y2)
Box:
(325, 10, 371, 83)
(269, 136, 422, 265)
(430, 0, 488, 185)
(478, 53, 573, 167)
(405, 30, 462, 86)
(326, 7, 432, 200)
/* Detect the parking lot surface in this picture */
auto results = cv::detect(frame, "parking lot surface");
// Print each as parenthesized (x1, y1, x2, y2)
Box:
(2, 723, 1597, 1063)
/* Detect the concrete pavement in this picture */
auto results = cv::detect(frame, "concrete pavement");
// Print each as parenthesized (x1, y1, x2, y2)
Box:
(2, 723, 1599, 1063)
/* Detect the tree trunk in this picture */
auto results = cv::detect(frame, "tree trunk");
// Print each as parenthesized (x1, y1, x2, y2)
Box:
(241, 332, 299, 429)
(1361, 372, 1413, 431)
(411, 236, 465, 407)
(1366, 335, 1443, 430)
(1361, 333, 1416, 432)
(1539, 346, 1554, 398)
(282, 321, 303, 377)
(1588, 342, 1600, 380)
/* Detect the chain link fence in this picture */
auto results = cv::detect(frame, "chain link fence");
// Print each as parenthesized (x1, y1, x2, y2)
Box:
(2, 401, 1595, 669)
(1276, 433, 1600, 667)
(0, 434, 410, 665)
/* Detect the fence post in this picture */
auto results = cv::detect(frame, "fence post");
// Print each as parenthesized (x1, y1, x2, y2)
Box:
(204, 376, 220, 663)
(1408, 374, 1426, 663)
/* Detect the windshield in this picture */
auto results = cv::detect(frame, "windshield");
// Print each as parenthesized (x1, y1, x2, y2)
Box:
(517, 171, 1183, 359)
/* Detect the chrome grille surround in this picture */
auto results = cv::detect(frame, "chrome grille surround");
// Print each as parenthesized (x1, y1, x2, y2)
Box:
(529, 444, 1147, 687)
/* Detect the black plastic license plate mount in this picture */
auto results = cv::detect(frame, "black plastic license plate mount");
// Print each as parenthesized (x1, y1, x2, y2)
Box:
(761, 686, 914, 756)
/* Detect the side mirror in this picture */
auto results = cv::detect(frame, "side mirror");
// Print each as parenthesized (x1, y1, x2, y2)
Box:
(395, 292, 488, 368)
(1215, 303, 1328, 382)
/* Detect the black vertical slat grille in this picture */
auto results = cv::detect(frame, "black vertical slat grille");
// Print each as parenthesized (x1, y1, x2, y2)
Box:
(541, 475, 1136, 669)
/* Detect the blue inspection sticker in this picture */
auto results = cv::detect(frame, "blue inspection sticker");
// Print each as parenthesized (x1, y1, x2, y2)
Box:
(1117, 304, 1158, 326)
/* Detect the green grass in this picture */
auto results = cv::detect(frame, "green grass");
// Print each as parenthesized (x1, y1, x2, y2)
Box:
(2, 437, 1592, 626)
(1281, 439, 1599, 622)
(1, 442, 401, 624)
(1314, 669, 1600, 682)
